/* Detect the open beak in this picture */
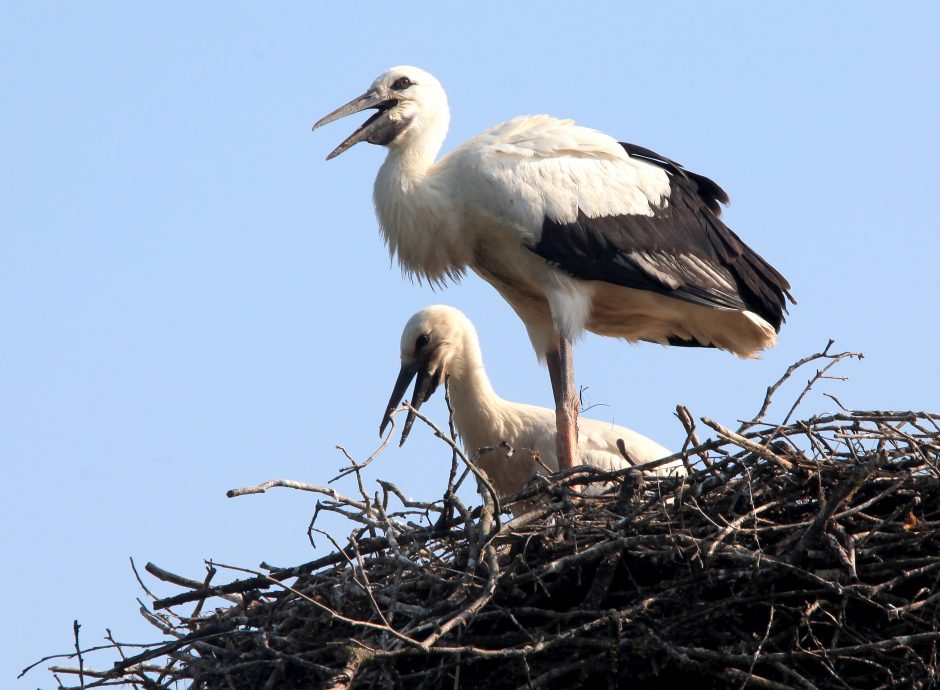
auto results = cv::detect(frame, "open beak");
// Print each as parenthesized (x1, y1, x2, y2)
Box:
(379, 360, 442, 446)
(312, 89, 398, 160)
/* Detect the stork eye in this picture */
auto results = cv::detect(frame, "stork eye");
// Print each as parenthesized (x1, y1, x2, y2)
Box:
(391, 76, 413, 91)
(415, 333, 430, 351)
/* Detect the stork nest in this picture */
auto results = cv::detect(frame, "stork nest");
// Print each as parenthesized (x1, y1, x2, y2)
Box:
(27, 344, 940, 689)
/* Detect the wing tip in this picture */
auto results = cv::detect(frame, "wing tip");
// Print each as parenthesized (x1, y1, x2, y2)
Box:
(619, 141, 729, 215)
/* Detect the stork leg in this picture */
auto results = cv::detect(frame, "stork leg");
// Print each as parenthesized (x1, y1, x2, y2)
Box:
(546, 335, 579, 471)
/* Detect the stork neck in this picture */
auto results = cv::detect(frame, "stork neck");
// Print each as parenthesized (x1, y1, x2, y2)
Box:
(373, 114, 467, 282)
(381, 111, 449, 184)
(449, 362, 499, 413)
(446, 340, 508, 450)
(382, 140, 438, 184)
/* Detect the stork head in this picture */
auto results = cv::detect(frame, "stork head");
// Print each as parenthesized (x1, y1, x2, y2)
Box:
(379, 305, 474, 445)
(312, 66, 449, 160)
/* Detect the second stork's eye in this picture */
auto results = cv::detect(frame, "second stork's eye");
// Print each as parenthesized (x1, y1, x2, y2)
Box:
(415, 333, 430, 351)
(391, 76, 413, 91)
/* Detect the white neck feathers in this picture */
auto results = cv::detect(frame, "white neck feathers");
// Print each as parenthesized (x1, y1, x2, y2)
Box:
(444, 329, 508, 453)
(372, 111, 469, 283)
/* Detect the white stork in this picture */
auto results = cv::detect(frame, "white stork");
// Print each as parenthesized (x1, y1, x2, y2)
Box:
(380, 305, 682, 510)
(313, 66, 793, 472)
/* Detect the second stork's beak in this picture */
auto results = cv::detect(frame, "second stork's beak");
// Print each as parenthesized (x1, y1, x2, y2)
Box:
(380, 361, 442, 446)
(312, 89, 398, 160)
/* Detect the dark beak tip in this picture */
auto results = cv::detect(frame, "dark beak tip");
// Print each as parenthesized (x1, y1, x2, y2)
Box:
(311, 116, 333, 134)
(398, 425, 413, 447)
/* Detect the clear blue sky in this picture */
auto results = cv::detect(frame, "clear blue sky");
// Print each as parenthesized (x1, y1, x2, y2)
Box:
(3, 3, 938, 685)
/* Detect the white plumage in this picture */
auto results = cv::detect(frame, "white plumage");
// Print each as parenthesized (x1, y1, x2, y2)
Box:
(314, 66, 793, 472)
(380, 306, 682, 511)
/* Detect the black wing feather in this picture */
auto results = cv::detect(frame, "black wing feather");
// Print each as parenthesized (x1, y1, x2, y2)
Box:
(620, 142, 729, 215)
(530, 142, 794, 331)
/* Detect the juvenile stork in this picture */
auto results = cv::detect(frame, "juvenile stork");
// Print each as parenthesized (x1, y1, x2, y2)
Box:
(380, 305, 681, 511)
(313, 66, 793, 472)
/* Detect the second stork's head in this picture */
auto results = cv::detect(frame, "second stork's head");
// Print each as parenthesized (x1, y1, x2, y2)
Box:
(312, 66, 449, 161)
(380, 305, 476, 445)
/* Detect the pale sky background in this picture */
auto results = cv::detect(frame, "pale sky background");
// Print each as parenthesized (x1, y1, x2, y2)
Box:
(3, 3, 938, 686)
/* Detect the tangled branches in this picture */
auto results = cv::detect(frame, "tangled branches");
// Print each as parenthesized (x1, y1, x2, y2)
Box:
(25, 344, 940, 689)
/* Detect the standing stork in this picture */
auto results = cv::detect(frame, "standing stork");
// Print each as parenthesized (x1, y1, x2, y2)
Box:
(313, 66, 793, 472)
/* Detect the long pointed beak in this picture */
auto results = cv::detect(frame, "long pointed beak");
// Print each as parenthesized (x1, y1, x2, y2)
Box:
(380, 361, 417, 438)
(312, 90, 394, 160)
(379, 361, 442, 446)
(313, 90, 384, 131)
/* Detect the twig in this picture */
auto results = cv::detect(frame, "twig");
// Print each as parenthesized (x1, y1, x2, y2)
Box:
(701, 417, 794, 471)
(72, 620, 85, 689)
(401, 401, 502, 519)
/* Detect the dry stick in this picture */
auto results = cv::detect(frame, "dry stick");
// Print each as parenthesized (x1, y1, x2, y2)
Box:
(103, 630, 126, 670)
(778, 354, 862, 431)
(421, 541, 500, 648)
(871, 560, 940, 596)
(422, 475, 501, 648)
(746, 348, 864, 466)
(444, 375, 461, 492)
(361, 599, 653, 661)
(614, 437, 639, 467)
(790, 450, 887, 557)
(882, 422, 940, 475)
(511, 651, 607, 690)
(137, 605, 183, 638)
(144, 561, 240, 604)
(669, 631, 940, 664)
(140, 615, 182, 689)
(331, 415, 397, 483)
(227, 479, 371, 510)
(371, 498, 448, 584)
(333, 445, 379, 534)
(675, 403, 716, 475)
(47, 664, 168, 681)
(72, 620, 85, 689)
(706, 499, 783, 560)
(374, 479, 443, 514)
(740, 340, 862, 433)
(722, 667, 799, 690)
(420, 461, 502, 637)
(261, 658, 285, 690)
(771, 662, 821, 690)
(95, 626, 230, 678)
(189, 565, 217, 620)
(318, 526, 400, 635)
(894, 588, 940, 615)
(582, 551, 623, 609)
(436, 377, 469, 534)
(701, 417, 794, 471)
(128, 557, 161, 604)
(207, 559, 431, 651)
(19, 640, 173, 680)
(152, 525, 443, 609)
(742, 338, 837, 431)
(326, 646, 370, 690)
(738, 604, 776, 690)
(401, 401, 502, 519)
